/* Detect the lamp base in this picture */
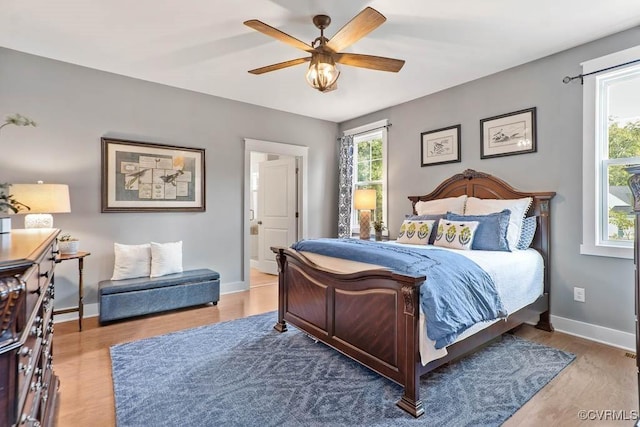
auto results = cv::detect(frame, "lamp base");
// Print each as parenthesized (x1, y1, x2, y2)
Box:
(25, 213, 54, 229)
(359, 210, 371, 240)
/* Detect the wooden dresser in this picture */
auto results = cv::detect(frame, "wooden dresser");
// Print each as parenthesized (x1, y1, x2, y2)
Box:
(0, 229, 60, 427)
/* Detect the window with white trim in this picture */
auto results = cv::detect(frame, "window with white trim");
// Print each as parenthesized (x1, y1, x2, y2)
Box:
(348, 124, 388, 236)
(581, 45, 640, 259)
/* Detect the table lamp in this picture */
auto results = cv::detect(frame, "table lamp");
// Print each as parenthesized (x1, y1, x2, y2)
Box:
(10, 182, 71, 228)
(354, 189, 376, 239)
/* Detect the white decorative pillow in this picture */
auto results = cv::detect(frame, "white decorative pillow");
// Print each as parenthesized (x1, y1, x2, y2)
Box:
(397, 219, 436, 245)
(111, 243, 151, 281)
(433, 220, 479, 250)
(464, 197, 532, 251)
(150, 241, 183, 278)
(415, 195, 467, 215)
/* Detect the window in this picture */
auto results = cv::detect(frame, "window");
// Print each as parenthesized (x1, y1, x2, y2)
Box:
(346, 121, 388, 236)
(581, 46, 640, 259)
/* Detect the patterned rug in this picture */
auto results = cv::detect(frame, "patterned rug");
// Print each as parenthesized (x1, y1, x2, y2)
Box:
(110, 312, 574, 427)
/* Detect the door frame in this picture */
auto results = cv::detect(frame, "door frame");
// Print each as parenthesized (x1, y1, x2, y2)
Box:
(243, 138, 309, 289)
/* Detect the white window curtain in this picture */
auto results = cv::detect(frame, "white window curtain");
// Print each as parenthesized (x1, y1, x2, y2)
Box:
(337, 134, 354, 238)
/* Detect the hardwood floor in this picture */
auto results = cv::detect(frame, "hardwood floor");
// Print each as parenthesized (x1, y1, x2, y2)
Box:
(250, 267, 278, 288)
(54, 285, 637, 426)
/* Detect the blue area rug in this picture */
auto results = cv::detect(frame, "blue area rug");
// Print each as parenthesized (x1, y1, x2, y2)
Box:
(110, 312, 574, 427)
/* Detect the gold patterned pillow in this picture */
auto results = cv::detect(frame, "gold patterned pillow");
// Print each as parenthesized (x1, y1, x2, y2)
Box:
(397, 219, 436, 245)
(433, 220, 480, 250)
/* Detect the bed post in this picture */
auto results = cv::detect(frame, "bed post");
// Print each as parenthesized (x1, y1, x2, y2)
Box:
(273, 248, 288, 333)
(534, 198, 554, 332)
(396, 279, 425, 418)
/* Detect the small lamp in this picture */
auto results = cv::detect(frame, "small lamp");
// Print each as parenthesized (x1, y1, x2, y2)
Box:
(354, 189, 376, 240)
(10, 182, 71, 228)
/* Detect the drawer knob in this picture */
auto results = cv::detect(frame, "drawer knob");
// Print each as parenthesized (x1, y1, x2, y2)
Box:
(40, 271, 49, 279)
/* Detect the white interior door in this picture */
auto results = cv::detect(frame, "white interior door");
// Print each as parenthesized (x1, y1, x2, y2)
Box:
(257, 157, 297, 274)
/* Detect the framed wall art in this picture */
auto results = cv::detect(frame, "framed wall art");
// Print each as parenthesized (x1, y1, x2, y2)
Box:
(420, 124, 461, 166)
(101, 137, 205, 212)
(480, 107, 537, 159)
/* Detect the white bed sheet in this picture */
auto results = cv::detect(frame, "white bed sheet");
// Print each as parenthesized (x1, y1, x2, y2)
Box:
(299, 243, 544, 366)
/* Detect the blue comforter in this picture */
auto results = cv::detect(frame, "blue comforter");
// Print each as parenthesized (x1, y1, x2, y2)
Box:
(291, 238, 506, 349)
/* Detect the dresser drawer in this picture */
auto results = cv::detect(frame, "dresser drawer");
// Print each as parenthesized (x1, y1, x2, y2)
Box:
(38, 244, 56, 290)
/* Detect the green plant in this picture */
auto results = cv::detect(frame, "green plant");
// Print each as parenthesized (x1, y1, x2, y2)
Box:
(0, 113, 37, 134)
(0, 183, 30, 214)
(0, 113, 36, 214)
(373, 220, 386, 232)
(59, 234, 78, 242)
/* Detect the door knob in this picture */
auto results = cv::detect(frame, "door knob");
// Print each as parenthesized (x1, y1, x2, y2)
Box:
(257, 221, 263, 225)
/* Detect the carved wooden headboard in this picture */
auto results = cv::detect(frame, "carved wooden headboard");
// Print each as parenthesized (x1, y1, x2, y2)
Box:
(408, 169, 556, 294)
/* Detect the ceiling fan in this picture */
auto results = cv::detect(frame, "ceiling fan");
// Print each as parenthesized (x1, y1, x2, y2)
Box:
(244, 7, 405, 93)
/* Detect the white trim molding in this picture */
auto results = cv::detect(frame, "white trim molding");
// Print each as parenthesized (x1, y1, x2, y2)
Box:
(580, 45, 640, 260)
(243, 138, 309, 290)
(549, 315, 635, 351)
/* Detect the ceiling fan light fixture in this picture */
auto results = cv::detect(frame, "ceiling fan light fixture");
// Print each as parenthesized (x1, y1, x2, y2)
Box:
(305, 53, 340, 92)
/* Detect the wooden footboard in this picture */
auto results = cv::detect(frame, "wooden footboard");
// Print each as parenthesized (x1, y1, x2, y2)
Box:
(273, 247, 427, 417)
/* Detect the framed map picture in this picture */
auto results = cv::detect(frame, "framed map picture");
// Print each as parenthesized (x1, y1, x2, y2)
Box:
(101, 138, 205, 212)
(420, 124, 461, 166)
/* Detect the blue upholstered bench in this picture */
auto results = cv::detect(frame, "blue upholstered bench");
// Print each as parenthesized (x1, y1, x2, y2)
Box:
(98, 268, 220, 324)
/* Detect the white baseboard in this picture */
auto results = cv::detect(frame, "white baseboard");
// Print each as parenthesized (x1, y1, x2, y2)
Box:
(250, 259, 259, 269)
(52, 282, 250, 324)
(550, 315, 635, 352)
(221, 281, 248, 294)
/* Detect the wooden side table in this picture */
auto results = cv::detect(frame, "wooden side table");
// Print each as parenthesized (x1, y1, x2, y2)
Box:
(54, 251, 91, 331)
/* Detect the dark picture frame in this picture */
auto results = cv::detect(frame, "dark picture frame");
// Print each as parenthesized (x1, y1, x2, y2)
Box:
(420, 124, 461, 166)
(101, 137, 206, 212)
(480, 107, 537, 159)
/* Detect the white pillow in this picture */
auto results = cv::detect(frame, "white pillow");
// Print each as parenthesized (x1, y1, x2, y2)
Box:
(397, 219, 436, 245)
(464, 197, 532, 251)
(150, 241, 183, 278)
(415, 195, 467, 215)
(111, 243, 151, 281)
(433, 219, 479, 250)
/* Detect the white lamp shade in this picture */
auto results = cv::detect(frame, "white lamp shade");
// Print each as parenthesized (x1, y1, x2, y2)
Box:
(354, 189, 376, 210)
(10, 183, 71, 214)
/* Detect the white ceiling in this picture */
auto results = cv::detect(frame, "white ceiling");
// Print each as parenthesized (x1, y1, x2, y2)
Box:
(2, 1, 640, 123)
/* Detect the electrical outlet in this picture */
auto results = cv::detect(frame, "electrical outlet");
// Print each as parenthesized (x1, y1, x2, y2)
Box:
(574, 287, 586, 303)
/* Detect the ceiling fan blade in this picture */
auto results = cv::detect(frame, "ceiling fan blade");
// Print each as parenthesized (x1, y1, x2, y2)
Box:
(248, 57, 311, 75)
(244, 19, 313, 52)
(326, 7, 386, 53)
(334, 53, 405, 72)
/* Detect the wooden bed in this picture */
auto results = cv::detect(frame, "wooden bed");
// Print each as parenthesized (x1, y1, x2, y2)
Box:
(271, 169, 555, 418)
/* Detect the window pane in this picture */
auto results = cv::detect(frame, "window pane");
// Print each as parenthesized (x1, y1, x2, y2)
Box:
(357, 161, 370, 182)
(609, 120, 640, 159)
(370, 159, 383, 181)
(606, 165, 634, 242)
(370, 139, 383, 160)
(369, 183, 383, 222)
(357, 141, 371, 161)
(608, 73, 640, 159)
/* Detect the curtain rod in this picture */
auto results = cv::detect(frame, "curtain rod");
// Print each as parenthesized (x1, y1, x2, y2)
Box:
(562, 58, 640, 84)
(336, 123, 392, 140)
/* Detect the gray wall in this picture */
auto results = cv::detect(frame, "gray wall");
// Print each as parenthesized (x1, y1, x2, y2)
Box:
(0, 48, 338, 308)
(340, 27, 640, 335)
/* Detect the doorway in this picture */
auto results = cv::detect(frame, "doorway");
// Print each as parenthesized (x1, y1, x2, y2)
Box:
(244, 139, 309, 289)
